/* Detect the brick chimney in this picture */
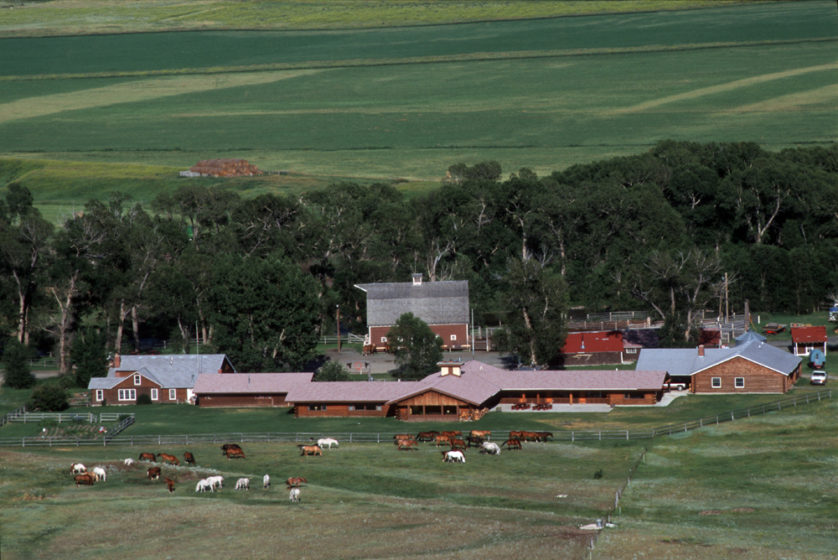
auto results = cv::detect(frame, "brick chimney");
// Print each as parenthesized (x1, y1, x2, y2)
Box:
(113, 353, 121, 367)
(697, 345, 705, 357)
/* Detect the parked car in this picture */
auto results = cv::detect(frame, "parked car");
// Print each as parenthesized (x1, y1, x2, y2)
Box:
(810, 370, 828, 385)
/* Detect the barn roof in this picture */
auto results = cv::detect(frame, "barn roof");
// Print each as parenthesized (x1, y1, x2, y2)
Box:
(88, 354, 236, 391)
(355, 279, 469, 326)
(193, 372, 313, 394)
(791, 325, 827, 343)
(561, 331, 623, 354)
(635, 340, 801, 377)
(284, 380, 419, 403)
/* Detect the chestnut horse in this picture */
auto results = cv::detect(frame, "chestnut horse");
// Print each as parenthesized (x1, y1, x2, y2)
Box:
(299, 444, 322, 456)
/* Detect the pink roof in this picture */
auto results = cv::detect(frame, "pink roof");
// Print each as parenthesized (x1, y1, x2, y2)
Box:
(193, 373, 312, 394)
(561, 331, 623, 354)
(791, 326, 827, 343)
(285, 380, 419, 403)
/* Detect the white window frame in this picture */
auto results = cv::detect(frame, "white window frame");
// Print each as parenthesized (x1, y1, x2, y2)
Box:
(133, 374, 142, 386)
(169, 389, 177, 401)
(734, 377, 745, 389)
(118, 388, 136, 401)
(150, 388, 158, 401)
(450, 334, 457, 342)
(711, 377, 722, 389)
(380, 336, 387, 343)
(95, 390, 103, 402)
(626, 347, 638, 354)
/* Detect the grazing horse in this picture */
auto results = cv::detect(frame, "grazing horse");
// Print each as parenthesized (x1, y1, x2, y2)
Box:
(535, 431, 553, 441)
(74, 473, 95, 486)
(92, 466, 107, 482)
(221, 443, 243, 456)
(147, 466, 162, 480)
(440, 430, 462, 439)
(157, 453, 180, 465)
(434, 434, 452, 447)
(480, 442, 501, 455)
(449, 438, 467, 450)
(416, 431, 439, 442)
(235, 478, 250, 491)
(442, 450, 466, 463)
(263, 474, 271, 489)
(502, 438, 522, 450)
(165, 477, 176, 493)
(397, 438, 418, 450)
(123, 458, 135, 467)
(466, 435, 485, 448)
(138, 452, 156, 462)
(184, 451, 196, 465)
(289, 487, 301, 503)
(224, 447, 246, 459)
(299, 444, 322, 457)
(70, 463, 86, 474)
(470, 430, 491, 440)
(207, 475, 224, 490)
(286, 476, 307, 488)
(317, 437, 339, 449)
(195, 478, 213, 493)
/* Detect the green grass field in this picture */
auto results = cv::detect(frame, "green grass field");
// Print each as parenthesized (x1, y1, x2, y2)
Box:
(0, 1, 835, 220)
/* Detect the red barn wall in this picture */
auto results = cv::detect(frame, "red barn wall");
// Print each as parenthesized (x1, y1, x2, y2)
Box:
(692, 356, 791, 393)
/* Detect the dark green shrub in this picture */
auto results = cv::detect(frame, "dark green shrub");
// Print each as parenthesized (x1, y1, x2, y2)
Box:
(28, 384, 69, 411)
(2, 339, 36, 389)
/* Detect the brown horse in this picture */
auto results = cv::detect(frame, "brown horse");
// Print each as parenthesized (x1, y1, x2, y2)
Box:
(502, 438, 523, 450)
(434, 434, 452, 447)
(147, 466, 162, 480)
(449, 438, 467, 450)
(470, 430, 491, 440)
(184, 451, 196, 465)
(286, 476, 307, 488)
(416, 431, 439, 442)
(165, 477, 176, 493)
(225, 447, 246, 459)
(138, 452, 156, 462)
(221, 443, 243, 456)
(157, 453, 180, 465)
(74, 473, 95, 486)
(397, 438, 419, 450)
(299, 444, 322, 456)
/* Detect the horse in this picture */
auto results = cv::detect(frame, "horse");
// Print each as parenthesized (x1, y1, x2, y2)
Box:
(442, 450, 466, 463)
(434, 434, 452, 447)
(207, 475, 224, 490)
(466, 435, 485, 447)
(138, 452, 156, 462)
(440, 430, 462, 439)
(147, 466, 162, 480)
(317, 437, 339, 449)
(263, 474, 271, 489)
(299, 444, 322, 457)
(123, 458, 135, 467)
(157, 453, 180, 465)
(165, 477, 176, 493)
(416, 431, 439, 442)
(535, 431, 554, 441)
(224, 447, 246, 459)
(449, 438, 467, 450)
(221, 443, 243, 456)
(235, 478, 250, 491)
(92, 466, 107, 482)
(184, 451, 196, 465)
(70, 463, 86, 474)
(470, 430, 491, 440)
(397, 438, 418, 450)
(480, 442, 501, 455)
(195, 478, 213, 493)
(289, 487, 301, 503)
(74, 473, 95, 486)
(502, 438, 522, 450)
(286, 477, 307, 488)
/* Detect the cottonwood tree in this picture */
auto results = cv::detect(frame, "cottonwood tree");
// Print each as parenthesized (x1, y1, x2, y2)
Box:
(387, 313, 442, 380)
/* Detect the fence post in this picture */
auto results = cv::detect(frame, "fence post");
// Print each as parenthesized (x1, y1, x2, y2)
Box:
(625, 430, 629, 440)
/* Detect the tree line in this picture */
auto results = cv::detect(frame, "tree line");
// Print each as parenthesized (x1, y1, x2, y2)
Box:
(1, 140, 836, 384)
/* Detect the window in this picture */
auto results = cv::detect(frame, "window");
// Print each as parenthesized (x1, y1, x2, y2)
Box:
(169, 389, 177, 401)
(118, 389, 136, 401)
(380, 337, 387, 343)
(308, 404, 327, 411)
(133, 374, 141, 386)
(711, 377, 722, 389)
(626, 347, 638, 354)
(150, 388, 158, 401)
(735, 377, 745, 389)
(95, 390, 103, 402)
(450, 334, 457, 342)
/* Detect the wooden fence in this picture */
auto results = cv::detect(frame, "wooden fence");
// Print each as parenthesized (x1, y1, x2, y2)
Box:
(2, 411, 133, 425)
(0, 390, 830, 448)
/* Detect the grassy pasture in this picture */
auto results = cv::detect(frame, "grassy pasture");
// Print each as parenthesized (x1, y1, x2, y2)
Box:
(0, 2, 836, 219)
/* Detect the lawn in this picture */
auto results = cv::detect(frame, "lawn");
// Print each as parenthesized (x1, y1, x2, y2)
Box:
(0, 1, 835, 220)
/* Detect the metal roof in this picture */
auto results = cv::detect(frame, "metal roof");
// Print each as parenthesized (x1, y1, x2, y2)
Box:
(635, 340, 801, 377)
(355, 280, 469, 326)
(193, 372, 313, 394)
(88, 354, 235, 390)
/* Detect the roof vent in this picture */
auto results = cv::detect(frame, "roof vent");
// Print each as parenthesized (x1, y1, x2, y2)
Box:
(412, 273, 423, 286)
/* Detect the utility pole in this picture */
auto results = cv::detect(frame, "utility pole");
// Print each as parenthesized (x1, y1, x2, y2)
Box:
(336, 304, 341, 353)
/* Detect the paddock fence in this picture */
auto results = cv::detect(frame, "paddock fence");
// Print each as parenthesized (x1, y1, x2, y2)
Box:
(0, 389, 830, 448)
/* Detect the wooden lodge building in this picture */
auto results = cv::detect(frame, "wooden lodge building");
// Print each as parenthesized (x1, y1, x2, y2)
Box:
(192, 372, 313, 407)
(194, 360, 669, 421)
(355, 274, 470, 352)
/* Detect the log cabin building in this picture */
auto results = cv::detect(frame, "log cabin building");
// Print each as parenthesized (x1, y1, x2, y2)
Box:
(192, 372, 313, 407)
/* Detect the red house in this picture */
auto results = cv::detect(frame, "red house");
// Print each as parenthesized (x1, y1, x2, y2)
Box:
(560, 331, 637, 365)
(790, 326, 827, 357)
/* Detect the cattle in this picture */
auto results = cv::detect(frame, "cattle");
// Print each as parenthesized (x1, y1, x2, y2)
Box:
(286, 477, 307, 488)
(207, 475, 224, 490)
(70, 463, 86, 474)
(195, 478, 213, 493)
(224, 447, 246, 459)
(289, 487, 301, 503)
(74, 473, 95, 486)
(138, 452, 156, 462)
(299, 444, 322, 457)
(502, 438, 522, 450)
(442, 450, 466, 463)
(221, 443, 243, 456)
(235, 478, 250, 491)
(157, 453, 180, 465)
(263, 474, 271, 489)
(92, 466, 107, 482)
(397, 438, 419, 450)
(416, 430, 439, 442)
(317, 437, 339, 449)
(480, 442, 501, 455)
(184, 451, 196, 465)
(147, 466, 162, 480)
(165, 477, 176, 493)
(123, 458, 135, 467)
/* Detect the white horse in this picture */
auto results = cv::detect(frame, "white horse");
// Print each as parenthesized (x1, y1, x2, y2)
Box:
(480, 442, 501, 455)
(71, 463, 86, 474)
(289, 487, 301, 503)
(123, 458, 135, 467)
(92, 466, 107, 482)
(235, 478, 250, 491)
(443, 450, 466, 463)
(317, 437, 339, 449)
(195, 479, 213, 493)
(263, 474, 271, 489)
(207, 475, 224, 491)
